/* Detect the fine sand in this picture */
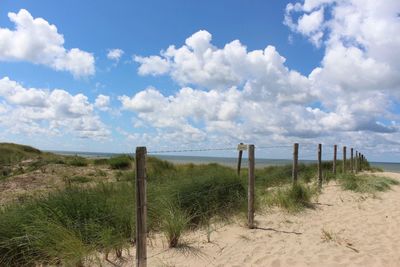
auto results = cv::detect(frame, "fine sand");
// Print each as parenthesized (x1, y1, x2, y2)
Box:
(105, 172, 400, 267)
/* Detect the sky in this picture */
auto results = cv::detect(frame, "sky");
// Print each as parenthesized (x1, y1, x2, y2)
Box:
(0, 0, 399, 162)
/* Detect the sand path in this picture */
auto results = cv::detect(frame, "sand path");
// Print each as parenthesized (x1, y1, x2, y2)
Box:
(108, 172, 400, 267)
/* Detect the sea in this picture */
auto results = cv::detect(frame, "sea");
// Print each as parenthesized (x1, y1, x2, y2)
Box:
(49, 150, 400, 173)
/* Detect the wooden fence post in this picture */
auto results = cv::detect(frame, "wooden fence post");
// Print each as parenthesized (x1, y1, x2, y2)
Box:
(361, 154, 364, 170)
(350, 148, 354, 173)
(343, 146, 347, 173)
(355, 151, 358, 174)
(333, 144, 337, 175)
(248, 144, 255, 229)
(136, 147, 147, 267)
(237, 143, 244, 176)
(318, 144, 322, 188)
(292, 143, 299, 184)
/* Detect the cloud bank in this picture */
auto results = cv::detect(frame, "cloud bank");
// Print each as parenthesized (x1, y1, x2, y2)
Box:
(0, 77, 109, 139)
(125, 0, 400, 151)
(0, 9, 95, 77)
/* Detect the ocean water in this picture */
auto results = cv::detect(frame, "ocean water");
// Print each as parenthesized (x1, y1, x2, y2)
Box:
(49, 150, 400, 173)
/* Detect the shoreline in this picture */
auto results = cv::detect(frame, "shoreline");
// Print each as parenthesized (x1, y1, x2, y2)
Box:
(48, 150, 400, 173)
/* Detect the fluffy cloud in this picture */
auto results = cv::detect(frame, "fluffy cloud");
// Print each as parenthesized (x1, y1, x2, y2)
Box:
(126, 21, 399, 151)
(107, 49, 124, 62)
(94, 94, 111, 111)
(0, 77, 109, 139)
(134, 55, 170, 76)
(0, 9, 95, 77)
(286, 0, 400, 92)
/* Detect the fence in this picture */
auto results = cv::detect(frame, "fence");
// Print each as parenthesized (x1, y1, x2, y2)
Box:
(134, 143, 369, 267)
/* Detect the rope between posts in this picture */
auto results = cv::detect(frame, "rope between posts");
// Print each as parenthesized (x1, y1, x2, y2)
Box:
(147, 147, 237, 154)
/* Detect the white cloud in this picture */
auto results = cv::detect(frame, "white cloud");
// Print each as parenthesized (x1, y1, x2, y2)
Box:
(134, 55, 170, 76)
(285, 0, 400, 93)
(0, 9, 95, 77)
(94, 94, 110, 111)
(0, 77, 109, 139)
(107, 49, 124, 62)
(296, 8, 324, 46)
(124, 23, 399, 151)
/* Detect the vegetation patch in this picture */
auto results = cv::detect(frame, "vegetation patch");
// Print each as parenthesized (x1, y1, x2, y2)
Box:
(92, 158, 109, 166)
(1, 143, 390, 265)
(68, 176, 92, 184)
(67, 156, 88, 167)
(159, 200, 192, 247)
(0, 183, 135, 266)
(264, 183, 318, 212)
(108, 155, 133, 170)
(337, 173, 399, 194)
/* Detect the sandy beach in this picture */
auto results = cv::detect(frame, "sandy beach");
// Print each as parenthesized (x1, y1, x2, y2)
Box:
(105, 172, 400, 267)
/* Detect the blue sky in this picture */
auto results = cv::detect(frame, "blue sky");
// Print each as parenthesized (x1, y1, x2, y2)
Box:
(0, 0, 399, 162)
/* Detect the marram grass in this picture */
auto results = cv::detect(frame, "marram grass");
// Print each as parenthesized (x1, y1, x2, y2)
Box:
(0, 144, 395, 266)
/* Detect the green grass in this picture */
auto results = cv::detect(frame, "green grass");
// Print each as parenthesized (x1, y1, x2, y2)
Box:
(0, 183, 136, 266)
(0, 163, 246, 265)
(0, 143, 68, 179)
(263, 183, 318, 212)
(158, 200, 192, 247)
(0, 143, 42, 165)
(337, 173, 399, 194)
(67, 176, 92, 184)
(67, 156, 88, 167)
(115, 170, 134, 182)
(92, 158, 109, 166)
(1, 143, 387, 265)
(108, 155, 133, 170)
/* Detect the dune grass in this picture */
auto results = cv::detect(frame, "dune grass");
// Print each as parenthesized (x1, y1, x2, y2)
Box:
(263, 183, 318, 212)
(108, 155, 133, 170)
(0, 183, 136, 266)
(67, 156, 88, 167)
(337, 173, 399, 194)
(0, 143, 66, 179)
(0, 161, 246, 265)
(0, 143, 42, 165)
(1, 143, 394, 265)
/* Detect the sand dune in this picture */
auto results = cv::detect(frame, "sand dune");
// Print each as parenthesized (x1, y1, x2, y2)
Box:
(106, 172, 400, 267)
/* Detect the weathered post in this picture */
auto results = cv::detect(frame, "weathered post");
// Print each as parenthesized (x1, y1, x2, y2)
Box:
(343, 146, 347, 173)
(355, 151, 358, 174)
(292, 143, 299, 185)
(318, 144, 322, 188)
(361, 154, 364, 170)
(237, 143, 244, 176)
(136, 147, 147, 267)
(333, 144, 337, 175)
(248, 144, 255, 229)
(350, 148, 354, 173)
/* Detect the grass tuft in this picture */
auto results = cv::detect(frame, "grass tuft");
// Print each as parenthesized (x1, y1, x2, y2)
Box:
(108, 155, 133, 170)
(159, 200, 191, 248)
(67, 156, 88, 167)
(338, 173, 399, 194)
(67, 176, 92, 184)
(264, 183, 318, 212)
